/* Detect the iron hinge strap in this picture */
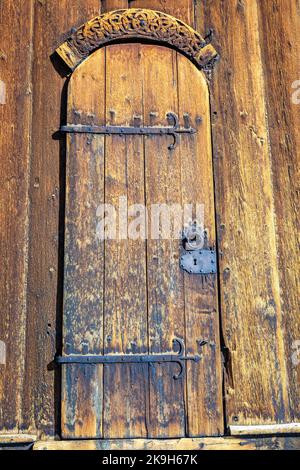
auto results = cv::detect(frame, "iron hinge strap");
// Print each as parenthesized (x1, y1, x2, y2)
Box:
(60, 112, 197, 150)
(55, 338, 202, 380)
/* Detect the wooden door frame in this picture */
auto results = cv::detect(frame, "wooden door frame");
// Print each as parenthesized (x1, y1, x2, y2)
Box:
(55, 7, 223, 442)
(55, 8, 218, 72)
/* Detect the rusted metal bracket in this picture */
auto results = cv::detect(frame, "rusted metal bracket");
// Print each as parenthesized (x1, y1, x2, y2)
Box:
(61, 112, 197, 150)
(55, 338, 202, 379)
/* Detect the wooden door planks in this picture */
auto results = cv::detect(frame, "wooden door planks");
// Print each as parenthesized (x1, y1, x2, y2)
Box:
(103, 44, 148, 439)
(61, 43, 222, 438)
(177, 53, 223, 436)
(1, 0, 299, 441)
(61, 50, 106, 439)
(143, 45, 186, 438)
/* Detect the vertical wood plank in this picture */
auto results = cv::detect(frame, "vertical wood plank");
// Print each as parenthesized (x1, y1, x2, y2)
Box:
(258, 0, 300, 422)
(61, 49, 106, 439)
(202, 0, 290, 425)
(103, 44, 148, 438)
(0, 0, 33, 433)
(143, 45, 186, 438)
(177, 54, 223, 436)
(102, 0, 128, 11)
(24, 0, 101, 437)
(129, 0, 194, 25)
(194, 0, 205, 33)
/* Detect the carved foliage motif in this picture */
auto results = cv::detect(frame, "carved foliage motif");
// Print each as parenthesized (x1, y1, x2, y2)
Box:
(57, 9, 218, 70)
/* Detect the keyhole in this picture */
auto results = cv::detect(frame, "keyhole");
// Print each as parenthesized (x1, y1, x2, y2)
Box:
(194, 258, 197, 266)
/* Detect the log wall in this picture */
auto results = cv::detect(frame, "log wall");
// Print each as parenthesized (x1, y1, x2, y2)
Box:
(0, 0, 299, 438)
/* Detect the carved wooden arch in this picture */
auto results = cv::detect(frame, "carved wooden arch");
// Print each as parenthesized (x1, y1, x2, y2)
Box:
(56, 8, 218, 71)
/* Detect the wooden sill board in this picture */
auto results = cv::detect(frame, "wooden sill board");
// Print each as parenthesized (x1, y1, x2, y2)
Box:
(33, 436, 300, 451)
(230, 423, 300, 436)
(0, 434, 37, 444)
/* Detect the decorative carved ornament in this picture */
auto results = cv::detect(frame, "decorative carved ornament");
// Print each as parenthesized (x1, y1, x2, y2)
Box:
(56, 8, 218, 71)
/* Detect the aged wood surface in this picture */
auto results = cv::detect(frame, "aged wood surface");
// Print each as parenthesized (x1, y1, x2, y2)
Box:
(203, 0, 293, 426)
(103, 44, 148, 438)
(129, 0, 194, 25)
(258, 0, 300, 423)
(177, 53, 223, 436)
(143, 45, 186, 438)
(230, 423, 300, 436)
(61, 50, 105, 439)
(0, 434, 36, 444)
(61, 43, 222, 438)
(1, 0, 299, 441)
(23, 0, 101, 438)
(0, 0, 33, 434)
(56, 8, 217, 71)
(33, 436, 300, 451)
(102, 0, 129, 11)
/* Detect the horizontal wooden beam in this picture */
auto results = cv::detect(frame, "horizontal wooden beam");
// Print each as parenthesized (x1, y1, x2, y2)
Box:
(0, 434, 37, 444)
(230, 423, 300, 436)
(33, 436, 300, 451)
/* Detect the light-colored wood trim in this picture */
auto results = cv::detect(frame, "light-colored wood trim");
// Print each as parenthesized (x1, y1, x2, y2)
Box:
(0, 434, 37, 444)
(33, 436, 300, 451)
(230, 423, 300, 436)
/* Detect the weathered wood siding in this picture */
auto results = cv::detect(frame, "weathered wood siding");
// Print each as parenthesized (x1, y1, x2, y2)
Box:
(0, 0, 299, 438)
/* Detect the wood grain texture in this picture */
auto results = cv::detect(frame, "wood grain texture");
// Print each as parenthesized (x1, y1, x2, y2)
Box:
(103, 44, 148, 438)
(230, 423, 300, 436)
(129, 0, 194, 25)
(61, 43, 222, 438)
(1, 0, 299, 442)
(258, 0, 300, 423)
(0, 434, 36, 444)
(102, 0, 128, 11)
(143, 45, 186, 438)
(23, 0, 101, 438)
(177, 53, 223, 436)
(61, 49, 105, 439)
(202, 0, 290, 426)
(33, 436, 300, 450)
(0, 0, 33, 434)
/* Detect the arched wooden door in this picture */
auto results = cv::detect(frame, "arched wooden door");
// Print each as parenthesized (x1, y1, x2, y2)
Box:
(58, 42, 223, 440)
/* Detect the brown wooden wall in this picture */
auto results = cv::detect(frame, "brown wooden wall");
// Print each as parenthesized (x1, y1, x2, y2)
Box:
(0, 0, 299, 438)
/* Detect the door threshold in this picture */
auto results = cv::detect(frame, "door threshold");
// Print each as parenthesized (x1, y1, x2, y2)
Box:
(33, 436, 300, 451)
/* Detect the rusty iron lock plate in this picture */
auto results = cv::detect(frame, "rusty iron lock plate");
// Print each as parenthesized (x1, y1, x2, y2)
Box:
(180, 249, 217, 274)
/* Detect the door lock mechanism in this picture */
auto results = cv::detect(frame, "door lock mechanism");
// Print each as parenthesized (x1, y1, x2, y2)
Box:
(180, 249, 217, 275)
(180, 222, 217, 275)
